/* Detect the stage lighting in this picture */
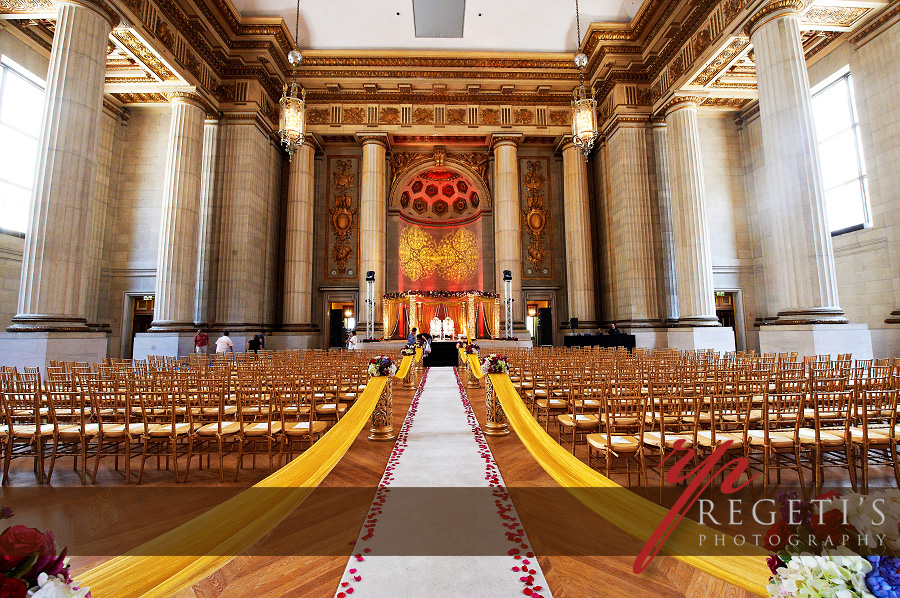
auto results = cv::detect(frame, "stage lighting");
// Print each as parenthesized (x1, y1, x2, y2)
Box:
(366, 270, 375, 282)
(502, 269, 512, 282)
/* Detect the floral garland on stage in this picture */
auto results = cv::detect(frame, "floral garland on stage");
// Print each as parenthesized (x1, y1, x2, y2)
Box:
(0, 507, 90, 597)
(383, 290, 500, 300)
(481, 354, 509, 374)
(765, 490, 900, 598)
(367, 356, 397, 378)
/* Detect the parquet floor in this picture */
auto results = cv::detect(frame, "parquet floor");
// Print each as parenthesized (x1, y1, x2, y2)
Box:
(4, 367, 890, 597)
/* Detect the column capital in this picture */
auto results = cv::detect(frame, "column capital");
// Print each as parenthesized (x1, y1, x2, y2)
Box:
(59, 0, 119, 28)
(555, 134, 575, 154)
(164, 91, 208, 112)
(490, 133, 522, 151)
(744, 0, 804, 37)
(357, 132, 390, 151)
(662, 96, 703, 116)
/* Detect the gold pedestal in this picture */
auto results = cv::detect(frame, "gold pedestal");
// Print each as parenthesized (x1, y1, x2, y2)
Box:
(368, 377, 398, 441)
(466, 360, 480, 389)
(401, 362, 415, 389)
(483, 375, 509, 436)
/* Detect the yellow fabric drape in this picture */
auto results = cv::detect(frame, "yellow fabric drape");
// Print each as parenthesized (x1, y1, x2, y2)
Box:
(449, 304, 463, 336)
(482, 300, 497, 338)
(458, 348, 466, 364)
(383, 300, 400, 339)
(396, 355, 413, 379)
(77, 376, 389, 598)
(415, 347, 423, 363)
(489, 373, 770, 597)
(467, 353, 484, 378)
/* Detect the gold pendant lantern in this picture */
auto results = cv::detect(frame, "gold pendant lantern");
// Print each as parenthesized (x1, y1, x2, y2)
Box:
(279, 1, 306, 160)
(571, 0, 598, 160)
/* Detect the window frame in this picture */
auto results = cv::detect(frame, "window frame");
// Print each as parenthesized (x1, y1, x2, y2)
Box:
(811, 68, 871, 237)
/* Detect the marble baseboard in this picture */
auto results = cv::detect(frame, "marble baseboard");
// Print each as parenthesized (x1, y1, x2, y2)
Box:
(758, 324, 873, 360)
(0, 331, 108, 373)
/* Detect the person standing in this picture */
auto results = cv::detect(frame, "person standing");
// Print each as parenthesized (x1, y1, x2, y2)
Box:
(247, 334, 262, 354)
(258, 331, 266, 350)
(215, 331, 234, 354)
(346, 329, 358, 350)
(407, 327, 417, 346)
(194, 329, 209, 354)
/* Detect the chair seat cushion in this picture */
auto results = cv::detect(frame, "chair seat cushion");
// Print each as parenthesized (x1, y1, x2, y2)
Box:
(283, 421, 327, 436)
(643, 431, 692, 449)
(197, 421, 240, 435)
(58, 423, 102, 438)
(558, 413, 600, 428)
(99, 422, 145, 437)
(587, 433, 640, 452)
(244, 422, 283, 436)
(316, 403, 347, 414)
(696, 430, 744, 449)
(747, 429, 795, 448)
(535, 398, 566, 409)
(847, 426, 891, 443)
(146, 423, 192, 437)
(797, 428, 846, 446)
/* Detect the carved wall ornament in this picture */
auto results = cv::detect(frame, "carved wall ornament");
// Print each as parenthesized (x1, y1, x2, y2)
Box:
(433, 147, 445, 166)
(723, 0, 744, 22)
(0, 0, 53, 10)
(513, 108, 534, 125)
(379, 106, 400, 124)
(343, 107, 365, 124)
(453, 153, 489, 183)
(690, 37, 750, 86)
(412, 107, 434, 125)
(521, 159, 550, 273)
(481, 108, 500, 125)
(123, 0, 141, 12)
(307, 107, 329, 124)
(111, 30, 177, 81)
(549, 110, 569, 126)
(328, 159, 358, 276)
(390, 152, 430, 195)
(699, 97, 750, 109)
(155, 17, 175, 49)
(802, 6, 869, 27)
(446, 108, 466, 125)
(693, 29, 711, 55)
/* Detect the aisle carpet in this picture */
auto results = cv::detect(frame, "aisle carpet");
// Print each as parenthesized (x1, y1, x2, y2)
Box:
(333, 367, 552, 597)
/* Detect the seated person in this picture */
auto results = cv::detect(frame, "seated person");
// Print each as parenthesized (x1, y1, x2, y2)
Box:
(608, 323, 624, 335)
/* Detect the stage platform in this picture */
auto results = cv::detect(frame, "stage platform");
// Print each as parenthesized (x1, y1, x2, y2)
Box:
(356, 339, 533, 354)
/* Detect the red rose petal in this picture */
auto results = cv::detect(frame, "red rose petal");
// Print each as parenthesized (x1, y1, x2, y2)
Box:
(364, 548, 371, 553)
(523, 590, 532, 596)
(341, 582, 349, 587)
(338, 594, 345, 598)
(346, 590, 354, 595)
(512, 567, 520, 572)
(354, 576, 361, 582)
(349, 569, 356, 574)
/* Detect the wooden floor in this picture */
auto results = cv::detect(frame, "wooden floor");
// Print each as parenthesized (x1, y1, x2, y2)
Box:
(3, 367, 893, 597)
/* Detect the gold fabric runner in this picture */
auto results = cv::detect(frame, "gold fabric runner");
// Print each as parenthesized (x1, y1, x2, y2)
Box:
(396, 354, 413, 379)
(77, 375, 390, 598)
(488, 373, 769, 596)
(467, 353, 484, 378)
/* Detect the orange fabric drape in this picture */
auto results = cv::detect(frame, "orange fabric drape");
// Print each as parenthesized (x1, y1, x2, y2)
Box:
(383, 300, 400, 339)
(481, 299, 497, 338)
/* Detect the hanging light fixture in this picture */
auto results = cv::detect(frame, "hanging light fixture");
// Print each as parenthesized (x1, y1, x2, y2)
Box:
(571, 0, 598, 160)
(279, 0, 306, 160)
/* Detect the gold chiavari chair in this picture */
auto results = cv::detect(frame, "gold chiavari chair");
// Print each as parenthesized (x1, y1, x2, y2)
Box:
(186, 376, 239, 482)
(587, 387, 648, 490)
(556, 368, 599, 453)
(135, 374, 191, 483)
(799, 371, 854, 493)
(279, 377, 327, 463)
(88, 376, 143, 484)
(847, 387, 899, 492)
(49, 373, 99, 484)
(233, 378, 281, 478)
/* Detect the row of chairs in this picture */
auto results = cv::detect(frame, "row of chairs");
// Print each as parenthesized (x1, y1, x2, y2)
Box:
(506, 347, 900, 496)
(0, 349, 377, 484)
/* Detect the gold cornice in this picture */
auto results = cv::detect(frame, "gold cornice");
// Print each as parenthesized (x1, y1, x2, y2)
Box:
(295, 69, 579, 81)
(745, 0, 805, 37)
(0, 0, 53, 13)
(163, 90, 208, 111)
(490, 133, 523, 150)
(662, 95, 703, 114)
(356, 132, 390, 149)
(304, 91, 574, 107)
(849, 0, 900, 43)
(111, 29, 177, 81)
(601, 115, 650, 138)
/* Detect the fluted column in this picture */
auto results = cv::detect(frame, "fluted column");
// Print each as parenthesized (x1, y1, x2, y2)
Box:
(10, 0, 116, 331)
(194, 117, 219, 326)
(150, 94, 206, 330)
(559, 137, 596, 327)
(358, 133, 389, 335)
(664, 99, 718, 326)
(605, 121, 660, 325)
(84, 110, 118, 327)
(748, 2, 844, 323)
(283, 141, 316, 329)
(651, 120, 679, 324)
(491, 134, 524, 328)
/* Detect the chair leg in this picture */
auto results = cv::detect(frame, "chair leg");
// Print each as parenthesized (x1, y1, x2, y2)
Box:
(91, 438, 103, 483)
(138, 438, 149, 484)
(46, 435, 59, 483)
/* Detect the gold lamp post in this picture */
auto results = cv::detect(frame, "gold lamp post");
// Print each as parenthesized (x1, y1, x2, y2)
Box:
(571, 0, 598, 160)
(279, 0, 306, 160)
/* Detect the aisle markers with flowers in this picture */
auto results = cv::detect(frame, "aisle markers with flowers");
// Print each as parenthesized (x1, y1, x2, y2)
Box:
(481, 354, 509, 374)
(463, 343, 480, 355)
(400, 345, 416, 357)
(368, 355, 397, 378)
(0, 507, 90, 598)
(765, 489, 900, 598)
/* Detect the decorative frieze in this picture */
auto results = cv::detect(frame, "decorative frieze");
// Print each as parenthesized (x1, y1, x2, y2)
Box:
(325, 156, 360, 280)
(520, 158, 553, 278)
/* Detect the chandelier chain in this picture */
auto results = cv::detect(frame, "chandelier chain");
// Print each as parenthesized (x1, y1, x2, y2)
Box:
(575, 0, 581, 53)
(294, 0, 300, 48)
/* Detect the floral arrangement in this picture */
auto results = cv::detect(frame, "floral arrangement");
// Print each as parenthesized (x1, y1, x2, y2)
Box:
(765, 490, 900, 598)
(464, 343, 480, 355)
(383, 290, 500, 300)
(0, 507, 90, 597)
(368, 355, 398, 378)
(481, 354, 509, 374)
(456, 340, 465, 349)
(400, 346, 416, 357)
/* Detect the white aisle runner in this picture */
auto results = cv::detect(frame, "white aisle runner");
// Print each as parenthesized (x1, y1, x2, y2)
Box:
(333, 367, 552, 598)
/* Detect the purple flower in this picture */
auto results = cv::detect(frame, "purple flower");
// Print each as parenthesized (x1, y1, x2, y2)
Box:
(767, 555, 785, 576)
(0, 508, 11, 520)
(776, 490, 813, 527)
(866, 556, 900, 598)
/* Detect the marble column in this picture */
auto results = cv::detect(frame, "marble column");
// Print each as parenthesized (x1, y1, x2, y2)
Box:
(0, 0, 115, 369)
(84, 109, 118, 328)
(9, 0, 116, 332)
(748, 3, 843, 323)
(150, 94, 206, 331)
(749, 2, 872, 358)
(358, 133, 389, 337)
(559, 137, 596, 328)
(604, 120, 660, 329)
(194, 117, 219, 327)
(283, 140, 317, 331)
(664, 99, 718, 326)
(650, 120, 679, 324)
(491, 134, 524, 331)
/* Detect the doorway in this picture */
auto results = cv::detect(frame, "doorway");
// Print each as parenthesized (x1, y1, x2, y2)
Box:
(127, 295, 154, 359)
(526, 300, 552, 346)
(715, 291, 738, 348)
(329, 302, 355, 348)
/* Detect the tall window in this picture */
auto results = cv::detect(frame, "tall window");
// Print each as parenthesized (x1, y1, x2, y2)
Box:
(811, 70, 870, 235)
(0, 57, 44, 234)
